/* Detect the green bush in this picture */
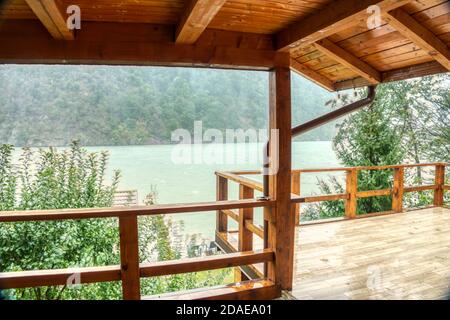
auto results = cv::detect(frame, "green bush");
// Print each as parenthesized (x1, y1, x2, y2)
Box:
(0, 142, 230, 299)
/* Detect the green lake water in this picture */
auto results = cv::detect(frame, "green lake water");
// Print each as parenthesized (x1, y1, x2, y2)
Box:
(11, 141, 340, 242)
(85, 141, 340, 240)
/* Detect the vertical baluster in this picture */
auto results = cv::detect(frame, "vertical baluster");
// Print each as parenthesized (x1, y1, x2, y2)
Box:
(237, 184, 254, 281)
(216, 175, 228, 233)
(119, 215, 140, 300)
(345, 168, 357, 218)
(434, 164, 445, 207)
(291, 171, 301, 225)
(392, 167, 404, 213)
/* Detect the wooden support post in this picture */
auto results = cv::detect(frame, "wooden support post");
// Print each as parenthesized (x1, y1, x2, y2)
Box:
(216, 176, 228, 233)
(266, 53, 295, 292)
(291, 172, 301, 225)
(236, 184, 254, 282)
(119, 215, 140, 300)
(434, 164, 445, 207)
(345, 169, 357, 218)
(392, 167, 404, 213)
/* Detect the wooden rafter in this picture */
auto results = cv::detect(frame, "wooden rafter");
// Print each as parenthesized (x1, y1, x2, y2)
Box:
(25, 0, 73, 40)
(276, 0, 412, 51)
(290, 59, 335, 91)
(384, 8, 450, 71)
(175, 0, 226, 44)
(314, 38, 381, 84)
(334, 61, 448, 90)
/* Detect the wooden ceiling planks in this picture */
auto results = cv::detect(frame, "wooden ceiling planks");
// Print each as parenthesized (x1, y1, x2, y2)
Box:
(208, 0, 333, 34)
(384, 8, 450, 70)
(0, 0, 448, 89)
(0, 0, 35, 20)
(314, 38, 382, 83)
(276, 0, 413, 51)
(59, 0, 185, 24)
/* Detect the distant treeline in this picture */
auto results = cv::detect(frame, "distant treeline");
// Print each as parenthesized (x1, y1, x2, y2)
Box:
(0, 65, 339, 147)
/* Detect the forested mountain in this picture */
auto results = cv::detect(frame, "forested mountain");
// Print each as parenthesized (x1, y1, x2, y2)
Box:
(0, 65, 339, 147)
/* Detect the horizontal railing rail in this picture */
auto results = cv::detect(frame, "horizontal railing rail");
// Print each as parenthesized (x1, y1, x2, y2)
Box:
(0, 249, 274, 290)
(0, 199, 274, 222)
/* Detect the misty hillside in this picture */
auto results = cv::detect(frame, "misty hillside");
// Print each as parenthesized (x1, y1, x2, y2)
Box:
(0, 65, 340, 147)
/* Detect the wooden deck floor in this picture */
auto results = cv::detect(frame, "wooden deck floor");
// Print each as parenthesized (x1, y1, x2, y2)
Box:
(292, 207, 450, 300)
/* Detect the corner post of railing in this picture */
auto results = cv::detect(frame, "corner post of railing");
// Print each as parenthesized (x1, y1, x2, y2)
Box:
(291, 171, 301, 225)
(216, 174, 228, 233)
(434, 164, 445, 207)
(266, 54, 295, 293)
(392, 166, 405, 213)
(345, 168, 358, 218)
(119, 214, 141, 300)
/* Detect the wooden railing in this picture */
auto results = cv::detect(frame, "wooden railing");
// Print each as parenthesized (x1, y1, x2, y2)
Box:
(1, 162, 447, 300)
(215, 171, 268, 281)
(291, 162, 449, 224)
(216, 162, 449, 233)
(0, 199, 279, 300)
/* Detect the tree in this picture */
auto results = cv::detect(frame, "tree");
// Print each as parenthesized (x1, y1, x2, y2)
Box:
(0, 142, 122, 299)
(303, 88, 405, 220)
(304, 74, 449, 220)
(0, 65, 337, 147)
(373, 75, 450, 207)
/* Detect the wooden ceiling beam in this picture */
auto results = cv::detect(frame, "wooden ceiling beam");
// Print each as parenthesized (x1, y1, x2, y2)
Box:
(25, 0, 73, 40)
(314, 38, 381, 84)
(290, 59, 335, 92)
(0, 20, 277, 70)
(384, 8, 450, 71)
(276, 0, 413, 51)
(175, 0, 226, 44)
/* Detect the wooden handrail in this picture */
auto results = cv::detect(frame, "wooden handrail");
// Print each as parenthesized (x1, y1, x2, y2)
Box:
(215, 171, 263, 192)
(223, 162, 449, 175)
(0, 265, 121, 290)
(292, 162, 449, 173)
(0, 199, 274, 223)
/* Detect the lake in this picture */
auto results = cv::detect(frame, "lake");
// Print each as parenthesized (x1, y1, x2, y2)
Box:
(11, 141, 340, 242)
